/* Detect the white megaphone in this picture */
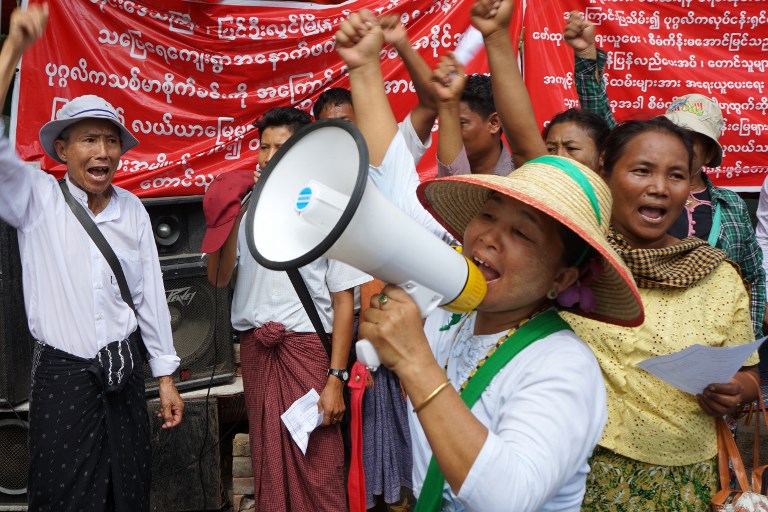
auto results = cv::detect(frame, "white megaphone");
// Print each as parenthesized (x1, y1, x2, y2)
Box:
(245, 120, 486, 371)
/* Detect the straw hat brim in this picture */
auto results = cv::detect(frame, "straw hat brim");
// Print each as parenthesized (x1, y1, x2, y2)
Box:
(417, 172, 644, 327)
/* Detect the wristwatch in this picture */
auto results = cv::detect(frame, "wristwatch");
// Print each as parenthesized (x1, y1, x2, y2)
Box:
(327, 368, 350, 383)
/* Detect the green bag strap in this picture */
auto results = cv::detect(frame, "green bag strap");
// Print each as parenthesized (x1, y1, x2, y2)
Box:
(414, 310, 571, 512)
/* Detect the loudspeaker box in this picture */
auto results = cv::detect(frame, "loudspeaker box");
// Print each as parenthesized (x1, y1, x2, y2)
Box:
(0, 219, 34, 406)
(142, 196, 234, 395)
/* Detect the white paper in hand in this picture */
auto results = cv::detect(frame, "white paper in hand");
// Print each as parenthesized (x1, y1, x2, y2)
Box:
(280, 388, 325, 455)
(636, 337, 765, 395)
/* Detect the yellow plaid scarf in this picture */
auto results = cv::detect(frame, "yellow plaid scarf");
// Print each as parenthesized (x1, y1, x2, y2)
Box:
(608, 227, 727, 289)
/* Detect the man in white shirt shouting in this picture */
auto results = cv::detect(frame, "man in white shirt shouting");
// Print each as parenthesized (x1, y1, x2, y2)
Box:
(0, 5, 183, 511)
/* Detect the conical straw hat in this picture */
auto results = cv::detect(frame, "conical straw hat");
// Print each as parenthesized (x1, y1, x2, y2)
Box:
(417, 155, 643, 327)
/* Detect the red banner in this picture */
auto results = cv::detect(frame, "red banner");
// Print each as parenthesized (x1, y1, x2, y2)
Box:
(14, 0, 765, 193)
(13, 0, 505, 197)
(522, 0, 768, 191)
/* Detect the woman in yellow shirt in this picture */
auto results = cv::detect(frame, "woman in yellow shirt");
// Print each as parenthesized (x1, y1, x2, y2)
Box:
(564, 117, 760, 511)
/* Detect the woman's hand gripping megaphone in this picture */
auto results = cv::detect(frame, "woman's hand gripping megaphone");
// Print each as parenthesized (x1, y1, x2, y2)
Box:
(358, 285, 437, 373)
(356, 256, 486, 371)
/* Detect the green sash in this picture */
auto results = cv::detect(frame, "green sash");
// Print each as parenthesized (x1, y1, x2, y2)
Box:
(707, 202, 722, 248)
(414, 310, 571, 512)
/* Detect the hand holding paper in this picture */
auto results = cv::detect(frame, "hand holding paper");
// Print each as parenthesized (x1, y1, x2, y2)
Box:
(636, 337, 764, 396)
(280, 388, 325, 455)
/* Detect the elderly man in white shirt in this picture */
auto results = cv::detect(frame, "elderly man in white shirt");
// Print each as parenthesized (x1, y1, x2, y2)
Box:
(0, 6, 183, 512)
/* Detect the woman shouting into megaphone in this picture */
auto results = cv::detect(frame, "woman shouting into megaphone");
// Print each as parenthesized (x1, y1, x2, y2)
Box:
(358, 159, 643, 512)
(338, 3, 644, 511)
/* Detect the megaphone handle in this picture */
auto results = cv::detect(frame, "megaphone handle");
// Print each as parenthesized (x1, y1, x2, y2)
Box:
(400, 281, 442, 317)
(357, 282, 442, 372)
(356, 339, 381, 372)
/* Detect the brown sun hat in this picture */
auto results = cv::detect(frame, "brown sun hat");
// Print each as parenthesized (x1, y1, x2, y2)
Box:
(416, 155, 644, 327)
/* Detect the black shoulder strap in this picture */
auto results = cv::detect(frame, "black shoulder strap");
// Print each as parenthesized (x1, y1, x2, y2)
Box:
(286, 268, 333, 359)
(58, 180, 148, 357)
(59, 180, 136, 312)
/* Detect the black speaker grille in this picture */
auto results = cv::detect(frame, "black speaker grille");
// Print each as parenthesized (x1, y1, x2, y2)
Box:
(144, 261, 234, 395)
(143, 196, 205, 259)
(0, 219, 34, 406)
(0, 419, 29, 495)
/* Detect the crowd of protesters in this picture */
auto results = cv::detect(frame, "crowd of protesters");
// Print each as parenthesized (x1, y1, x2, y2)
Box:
(2, 0, 767, 511)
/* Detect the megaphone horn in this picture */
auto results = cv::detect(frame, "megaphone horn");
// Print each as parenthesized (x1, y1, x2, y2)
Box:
(245, 120, 486, 370)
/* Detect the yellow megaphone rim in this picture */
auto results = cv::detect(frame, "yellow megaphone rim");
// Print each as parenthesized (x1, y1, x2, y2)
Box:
(442, 255, 487, 313)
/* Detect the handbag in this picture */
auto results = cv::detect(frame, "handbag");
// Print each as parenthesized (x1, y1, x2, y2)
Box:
(58, 180, 148, 363)
(88, 337, 139, 393)
(711, 372, 768, 511)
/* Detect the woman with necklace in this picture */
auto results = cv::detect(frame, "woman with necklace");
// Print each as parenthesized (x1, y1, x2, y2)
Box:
(457, 3, 759, 506)
(357, 154, 643, 512)
(337, 6, 644, 510)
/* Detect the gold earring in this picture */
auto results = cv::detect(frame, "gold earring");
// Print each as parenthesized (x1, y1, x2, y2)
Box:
(547, 290, 557, 300)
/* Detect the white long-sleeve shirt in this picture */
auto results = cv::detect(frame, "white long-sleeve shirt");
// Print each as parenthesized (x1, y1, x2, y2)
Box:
(398, 111, 432, 166)
(410, 310, 607, 512)
(0, 130, 179, 377)
(368, 129, 456, 246)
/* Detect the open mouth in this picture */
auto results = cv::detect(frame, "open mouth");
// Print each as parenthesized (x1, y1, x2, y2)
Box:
(473, 256, 500, 283)
(638, 205, 667, 224)
(87, 166, 111, 180)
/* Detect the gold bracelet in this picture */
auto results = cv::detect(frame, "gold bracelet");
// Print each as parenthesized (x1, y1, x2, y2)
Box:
(412, 379, 452, 413)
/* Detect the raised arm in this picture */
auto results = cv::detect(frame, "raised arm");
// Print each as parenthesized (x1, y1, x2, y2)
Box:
(563, 10, 596, 60)
(0, 3, 48, 110)
(336, 11, 395, 167)
(471, 0, 546, 167)
(564, 11, 617, 128)
(0, 4, 50, 230)
(432, 54, 469, 175)
(381, 14, 437, 144)
(337, 12, 454, 244)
